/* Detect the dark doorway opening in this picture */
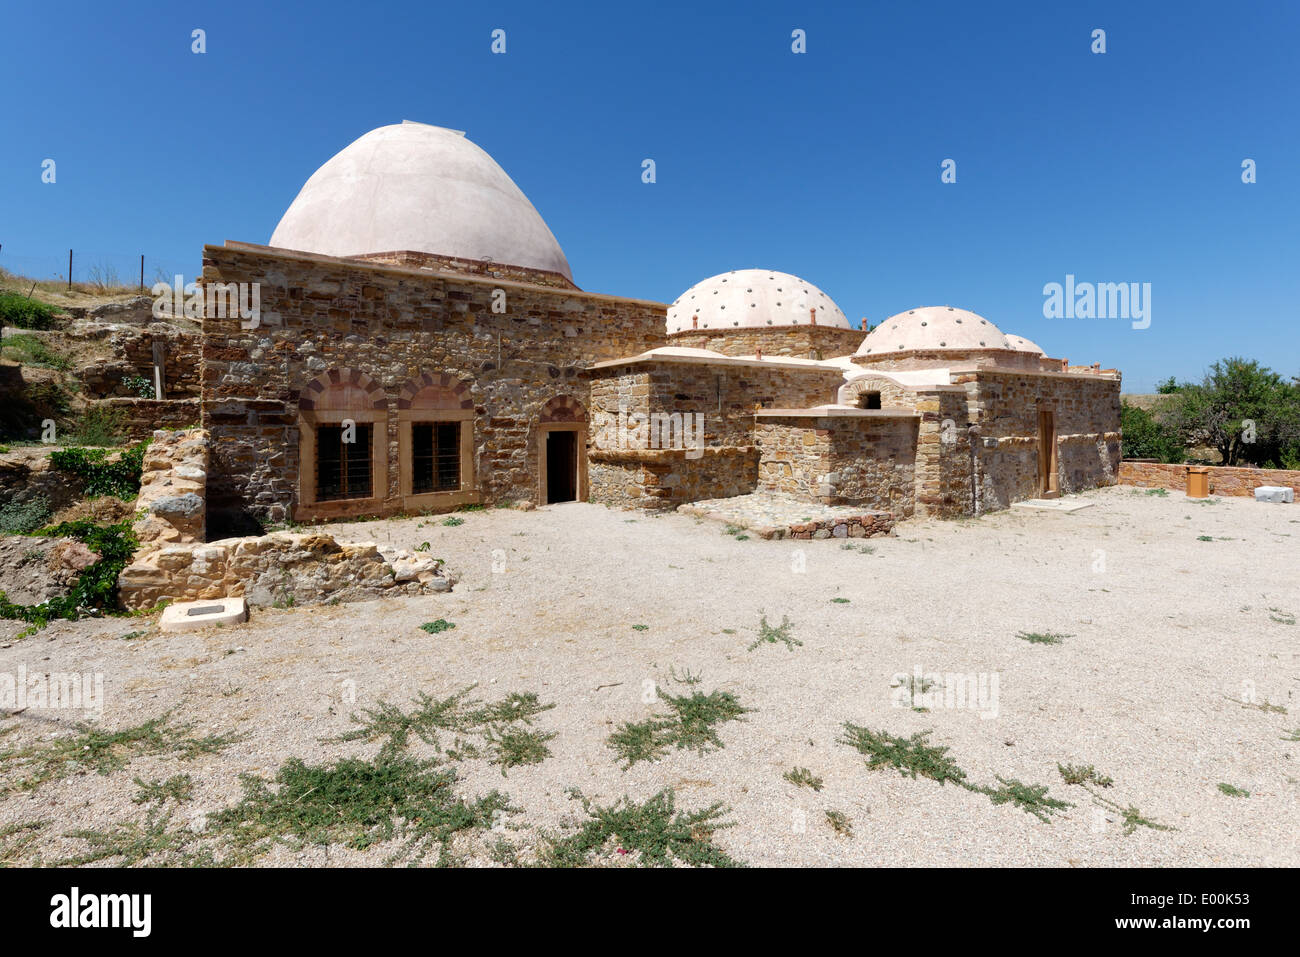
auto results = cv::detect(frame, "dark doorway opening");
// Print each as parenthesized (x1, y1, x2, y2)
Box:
(546, 430, 577, 503)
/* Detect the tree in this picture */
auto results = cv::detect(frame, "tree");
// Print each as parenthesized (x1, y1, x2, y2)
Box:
(1163, 358, 1300, 467)
(1155, 376, 1183, 394)
(1120, 402, 1183, 463)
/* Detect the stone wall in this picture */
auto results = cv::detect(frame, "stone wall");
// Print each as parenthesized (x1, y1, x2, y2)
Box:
(1118, 461, 1300, 497)
(588, 362, 843, 450)
(133, 428, 207, 547)
(117, 533, 453, 610)
(77, 329, 203, 399)
(354, 250, 578, 290)
(101, 398, 202, 441)
(854, 348, 1062, 372)
(0, 448, 86, 512)
(667, 325, 866, 359)
(116, 329, 203, 398)
(755, 415, 918, 516)
(587, 360, 842, 508)
(954, 371, 1122, 514)
(588, 446, 759, 509)
(200, 243, 668, 530)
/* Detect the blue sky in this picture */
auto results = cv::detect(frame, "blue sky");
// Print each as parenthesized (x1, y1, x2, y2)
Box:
(2, 0, 1297, 391)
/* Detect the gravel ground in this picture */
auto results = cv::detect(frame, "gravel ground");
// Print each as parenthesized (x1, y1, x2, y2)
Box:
(1, 485, 1297, 867)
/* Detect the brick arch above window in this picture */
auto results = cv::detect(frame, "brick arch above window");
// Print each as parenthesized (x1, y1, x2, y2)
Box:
(398, 372, 473, 412)
(539, 395, 586, 423)
(838, 375, 905, 408)
(299, 368, 387, 412)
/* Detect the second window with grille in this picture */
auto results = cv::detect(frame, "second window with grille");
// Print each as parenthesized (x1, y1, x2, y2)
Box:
(411, 421, 462, 493)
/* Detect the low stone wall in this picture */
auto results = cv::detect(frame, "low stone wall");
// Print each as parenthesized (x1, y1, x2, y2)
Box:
(134, 428, 207, 547)
(117, 532, 454, 610)
(101, 398, 201, 441)
(1119, 461, 1300, 497)
(589, 446, 759, 509)
(755, 512, 894, 540)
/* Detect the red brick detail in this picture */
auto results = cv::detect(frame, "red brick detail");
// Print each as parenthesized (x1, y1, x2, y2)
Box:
(299, 368, 388, 413)
(539, 395, 586, 423)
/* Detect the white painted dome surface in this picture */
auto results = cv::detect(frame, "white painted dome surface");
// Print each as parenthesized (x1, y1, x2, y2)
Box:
(1005, 334, 1045, 355)
(270, 121, 572, 280)
(667, 270, 850, 334)
(856, 306, 1010, 355)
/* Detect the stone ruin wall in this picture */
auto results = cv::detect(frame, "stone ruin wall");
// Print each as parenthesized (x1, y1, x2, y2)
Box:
(199, 245, 668, 530)
(133, 428, 208, 546)
(116, 426, 452, 609)
(78, 329, 203, 400)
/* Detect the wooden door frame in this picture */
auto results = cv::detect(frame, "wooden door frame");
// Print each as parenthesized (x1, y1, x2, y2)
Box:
(1037, 407, 1059, 499)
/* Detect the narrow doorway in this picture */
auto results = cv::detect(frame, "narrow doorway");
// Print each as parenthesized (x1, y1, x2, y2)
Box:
(545, 429, 578, 503)
(1037, 410, 1059, 498)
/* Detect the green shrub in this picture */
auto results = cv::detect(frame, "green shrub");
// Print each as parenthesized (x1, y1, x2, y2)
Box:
(49, 442, 147, 498)
(0, 519, 138, 627)
(0, 496, 51, 534)
(63, 407, 128, 447)
(1120, 401, 1183, 463)
(120, 374, 155, 399)
(0, 292, 59, 330)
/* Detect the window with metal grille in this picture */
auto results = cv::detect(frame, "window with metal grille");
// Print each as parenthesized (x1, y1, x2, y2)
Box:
(411, 421, 461, 493)
(316, 423, 373, 501)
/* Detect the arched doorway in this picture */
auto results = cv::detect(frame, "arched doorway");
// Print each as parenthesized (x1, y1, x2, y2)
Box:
(538, 396, 587, 505)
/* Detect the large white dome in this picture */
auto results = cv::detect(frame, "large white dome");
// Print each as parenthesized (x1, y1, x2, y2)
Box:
(666, 270, 850, 334)
(856, 306, 1010, 356)
(269, 121, 572, 280)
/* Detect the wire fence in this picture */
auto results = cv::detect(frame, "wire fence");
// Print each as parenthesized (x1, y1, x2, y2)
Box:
(0, 249, 198, 292)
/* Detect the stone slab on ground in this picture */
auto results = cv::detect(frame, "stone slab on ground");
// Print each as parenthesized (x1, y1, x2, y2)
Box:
(1011, 498, 1094, 513)
(159, 597, 248, 633)
(678, 491, 894, 540)
(1254, 486, 1295, 503)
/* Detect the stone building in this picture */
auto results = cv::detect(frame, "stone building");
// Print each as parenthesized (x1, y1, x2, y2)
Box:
(198, 121, 1120, 536)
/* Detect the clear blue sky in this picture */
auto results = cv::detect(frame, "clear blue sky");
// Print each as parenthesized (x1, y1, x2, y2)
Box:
(2, 0, 1297, 391)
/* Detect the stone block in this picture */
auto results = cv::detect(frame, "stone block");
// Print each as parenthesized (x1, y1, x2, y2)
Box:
(1254, 485, 1295, 503)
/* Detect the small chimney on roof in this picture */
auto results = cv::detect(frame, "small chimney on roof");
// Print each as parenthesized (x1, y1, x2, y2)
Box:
(809, 307, 817, 326)
(692, 315, 698, 329)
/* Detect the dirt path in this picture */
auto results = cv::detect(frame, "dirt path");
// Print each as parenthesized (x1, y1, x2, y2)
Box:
(1, 486, 1296, 866)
